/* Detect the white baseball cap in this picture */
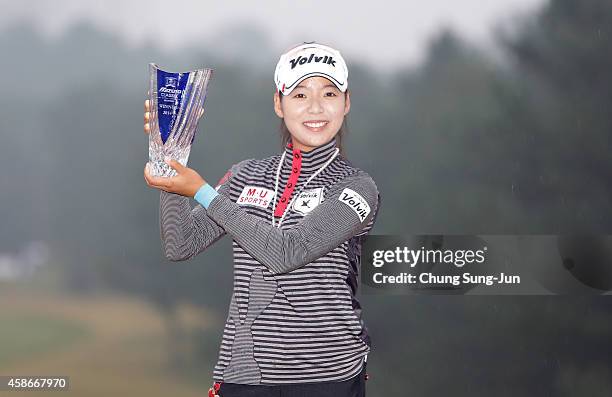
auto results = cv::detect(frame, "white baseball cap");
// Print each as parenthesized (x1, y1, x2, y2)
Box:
(274, 42, 349, 96)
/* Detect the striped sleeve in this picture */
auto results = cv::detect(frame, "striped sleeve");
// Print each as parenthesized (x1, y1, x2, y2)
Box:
(158, 159, 250, 261)
(206, 170, 379, 274)
(355, 192, 380, 237)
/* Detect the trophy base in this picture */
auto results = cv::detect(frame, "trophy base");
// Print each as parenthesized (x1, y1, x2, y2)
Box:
(148, 145, 191, 178)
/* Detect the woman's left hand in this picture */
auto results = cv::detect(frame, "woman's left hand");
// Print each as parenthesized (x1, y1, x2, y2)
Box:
(144, 158, 207, 197)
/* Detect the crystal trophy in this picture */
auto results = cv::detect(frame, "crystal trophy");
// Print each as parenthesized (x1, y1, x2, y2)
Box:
(148, 63, 213, 177)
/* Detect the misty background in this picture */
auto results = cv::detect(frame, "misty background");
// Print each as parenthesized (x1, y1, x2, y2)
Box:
(1, 0, 612, 396)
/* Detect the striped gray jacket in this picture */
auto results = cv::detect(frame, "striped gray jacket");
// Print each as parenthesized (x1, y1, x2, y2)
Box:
(159, 137, 380, 385)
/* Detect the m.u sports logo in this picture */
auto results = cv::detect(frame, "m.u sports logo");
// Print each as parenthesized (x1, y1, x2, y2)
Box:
(236, 185, 273, 209)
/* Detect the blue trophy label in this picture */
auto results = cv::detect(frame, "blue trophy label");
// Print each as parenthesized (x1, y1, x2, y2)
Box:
(157, 70, 189, 144)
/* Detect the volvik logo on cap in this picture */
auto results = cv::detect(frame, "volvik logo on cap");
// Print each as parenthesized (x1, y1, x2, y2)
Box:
(274, 41, 349, 95)
(289, 54, 336, 69)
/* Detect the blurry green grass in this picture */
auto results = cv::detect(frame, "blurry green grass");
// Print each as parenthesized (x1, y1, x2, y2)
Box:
(0, 313, 90, 367)
(0, 287, 216, 396)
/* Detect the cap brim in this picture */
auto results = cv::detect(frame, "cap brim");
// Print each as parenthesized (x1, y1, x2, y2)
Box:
(282, 72, 347, 95)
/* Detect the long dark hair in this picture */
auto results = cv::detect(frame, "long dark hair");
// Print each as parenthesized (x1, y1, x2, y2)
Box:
(277, 90, 349, 158)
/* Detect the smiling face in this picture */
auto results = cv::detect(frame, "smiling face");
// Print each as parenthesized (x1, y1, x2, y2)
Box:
(274, 76, 350, 152)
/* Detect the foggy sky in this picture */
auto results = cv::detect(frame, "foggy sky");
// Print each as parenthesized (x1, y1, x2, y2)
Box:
(1, 0, 544, 70)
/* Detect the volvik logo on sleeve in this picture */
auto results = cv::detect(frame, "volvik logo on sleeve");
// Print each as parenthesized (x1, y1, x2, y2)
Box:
(289, 54, 336, 69)
(237, 185, 274, 209)
(338, 188, 371, 222)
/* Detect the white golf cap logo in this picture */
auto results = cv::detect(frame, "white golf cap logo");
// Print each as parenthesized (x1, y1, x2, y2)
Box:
(274, 42, 349, 95)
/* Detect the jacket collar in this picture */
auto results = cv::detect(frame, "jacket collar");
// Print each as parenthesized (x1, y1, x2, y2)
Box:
(283, 137, 339, 170)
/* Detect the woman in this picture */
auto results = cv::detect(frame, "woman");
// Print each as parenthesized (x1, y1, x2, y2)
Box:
(144, 42, 380, 397)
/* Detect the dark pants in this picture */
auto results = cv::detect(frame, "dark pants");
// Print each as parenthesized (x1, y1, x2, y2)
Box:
(216, 362, 368, 397)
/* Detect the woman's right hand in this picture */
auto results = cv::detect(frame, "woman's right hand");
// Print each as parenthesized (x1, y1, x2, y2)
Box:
(144, 99, 151, 135)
